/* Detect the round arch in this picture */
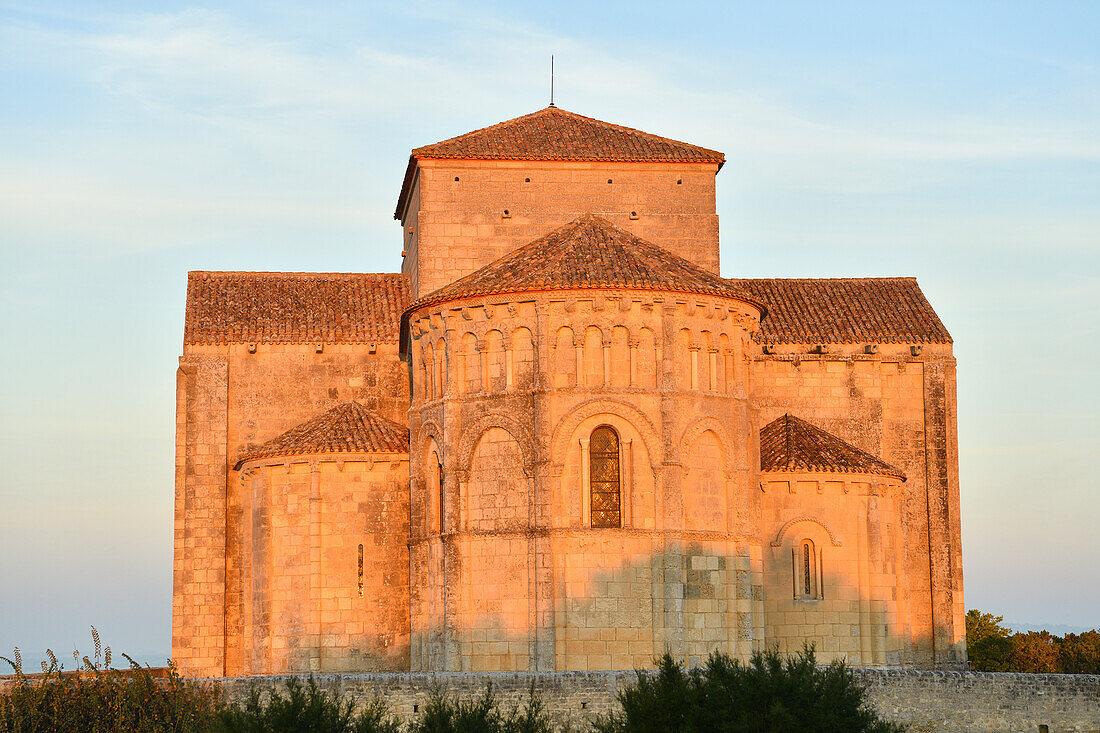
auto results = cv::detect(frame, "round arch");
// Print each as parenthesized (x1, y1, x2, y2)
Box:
(549, 397, 663, 468)
(455, 411, 536, 478)
(771, 516, 844, 548)
(678, 415, 738, 477)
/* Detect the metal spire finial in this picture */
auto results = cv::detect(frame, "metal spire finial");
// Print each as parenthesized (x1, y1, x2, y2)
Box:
(549, 55, 555, 107)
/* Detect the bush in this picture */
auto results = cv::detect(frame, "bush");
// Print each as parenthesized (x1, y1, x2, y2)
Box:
(593, 647, 905, 733)
(218, 677, 399, 733)
(407, 684, 554, 733)
(0, 629, 222, 732)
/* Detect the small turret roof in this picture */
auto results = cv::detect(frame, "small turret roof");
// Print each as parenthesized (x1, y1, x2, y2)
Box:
(235, 401, 408, 469)
(405, 213, 764, 316)
(396, 106, 724, 218)
(759, 414, 905, 480)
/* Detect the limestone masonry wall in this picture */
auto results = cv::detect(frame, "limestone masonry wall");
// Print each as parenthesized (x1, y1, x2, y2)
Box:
(402, 160, 721, 298)
(208, 670, 1100, 733)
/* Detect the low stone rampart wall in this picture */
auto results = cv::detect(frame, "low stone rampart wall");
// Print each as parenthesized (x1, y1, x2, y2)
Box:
(209, 669, 1100, 732)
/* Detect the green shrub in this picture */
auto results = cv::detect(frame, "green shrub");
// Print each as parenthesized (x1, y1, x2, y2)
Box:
(593, 646, 905, 733)
(217, 677, 399, 733)
(407, 684, 554, 733)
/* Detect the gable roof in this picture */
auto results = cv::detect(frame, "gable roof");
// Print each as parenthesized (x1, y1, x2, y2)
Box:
(734, 277, 951, 345)
(759, 414, 905, 480)
(395, 106, 725, 219)
(405, 213, 765, 316)
(235, 401, 409, 468)
(185, 271, 410, 345)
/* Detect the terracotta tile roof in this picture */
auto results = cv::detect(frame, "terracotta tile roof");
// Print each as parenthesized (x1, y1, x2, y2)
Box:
(396, 106, 724, 219)
(733, 277, 951, 344)
(759, 414, 905, 480)
(235, 401, 408, 468)
(405, 213, 766, 316)
(185, 271, 410, 345)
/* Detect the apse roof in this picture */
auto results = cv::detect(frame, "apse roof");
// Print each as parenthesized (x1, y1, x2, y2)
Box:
(185, 271, 410, 345)
(234, 401, 409, 468)
(735, 277, 951, 345)
(395, 106, 725, 218)
(405, 213, 764, 315)
(759, 413, 905, 480)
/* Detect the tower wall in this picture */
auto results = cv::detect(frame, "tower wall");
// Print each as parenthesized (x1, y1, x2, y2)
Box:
(406, 289, 762, 671)
(400, 160, 721, 299)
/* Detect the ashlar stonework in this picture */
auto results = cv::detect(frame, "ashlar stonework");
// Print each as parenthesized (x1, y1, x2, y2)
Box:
(172, 106, 966, 677)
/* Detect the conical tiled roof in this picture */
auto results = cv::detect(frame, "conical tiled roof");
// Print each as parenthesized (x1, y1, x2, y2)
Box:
(406, 213, 764, 314)
(396, 106, 724, 218)
(235, 402, 408, 468)
(759, 414, 905, 480)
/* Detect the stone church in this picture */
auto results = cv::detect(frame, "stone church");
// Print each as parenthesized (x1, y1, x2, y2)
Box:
(172, 106, 966, 677)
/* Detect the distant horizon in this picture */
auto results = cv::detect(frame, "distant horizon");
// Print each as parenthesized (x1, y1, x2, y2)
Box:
(1, 0, 1097, 662)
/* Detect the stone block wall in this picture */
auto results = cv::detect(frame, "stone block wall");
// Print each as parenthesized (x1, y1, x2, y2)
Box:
(405, 289, 765, 673)
(173, 341, 409, 677)
(759, 473, 907, 666)
(751, 343, 965, 667)
(206, 670, 1100, 733)
(235, 456, 410, 674)
(400, 160, 722, 298)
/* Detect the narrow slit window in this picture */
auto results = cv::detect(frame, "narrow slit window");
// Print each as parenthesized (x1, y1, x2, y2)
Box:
(589, 426, 621, 528)
(357, 544, 364, 597)
(437, 460, 445, 534)
(794, 539, 819, 599)
(803, 542, 812, 595)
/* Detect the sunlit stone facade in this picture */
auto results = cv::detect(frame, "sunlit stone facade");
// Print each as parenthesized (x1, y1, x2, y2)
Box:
(172, 107, 966, 677)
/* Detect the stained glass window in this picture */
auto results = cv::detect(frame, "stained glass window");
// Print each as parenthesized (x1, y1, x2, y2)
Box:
(590, 426, 621, 528)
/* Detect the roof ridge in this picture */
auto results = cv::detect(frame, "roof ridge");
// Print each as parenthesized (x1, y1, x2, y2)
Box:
(733, 276, 919, 283)
(189, 271, 407, 279)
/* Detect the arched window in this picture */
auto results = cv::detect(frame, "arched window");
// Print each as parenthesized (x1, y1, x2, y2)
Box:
(425, 442, 444, 535)
(589, 426, 621, 528)
(794, 539, 822, 600)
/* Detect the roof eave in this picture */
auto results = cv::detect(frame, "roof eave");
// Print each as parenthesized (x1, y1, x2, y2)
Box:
(394, 156, 419, 221)
(234, 449, 410, 472)
(761, 467, 907, 483)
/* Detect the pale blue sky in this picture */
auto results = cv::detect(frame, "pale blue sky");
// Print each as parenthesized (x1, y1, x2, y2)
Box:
(1, 1, 1097, 665)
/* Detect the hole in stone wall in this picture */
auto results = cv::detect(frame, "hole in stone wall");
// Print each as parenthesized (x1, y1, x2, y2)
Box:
(454, 176, 460, 181)
(1039, 726, 1049, 733)
(502, 209, 511, 218)
(413, 704, 419, 713)
(677, 179, 682, 184)
(525, 177, 530, 182)
(607, 179, 613, 184)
